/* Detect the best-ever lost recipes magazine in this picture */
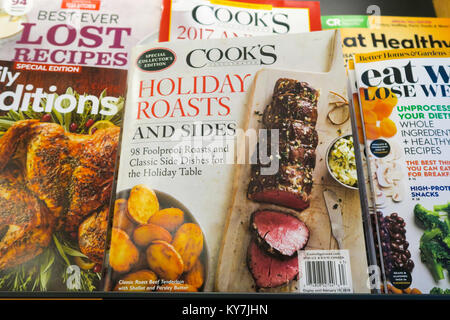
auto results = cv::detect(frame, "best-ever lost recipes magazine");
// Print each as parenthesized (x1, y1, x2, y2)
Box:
(105, 30, 371, 293)
(354, 48, 450, 294)
(0, 0, 159, 291)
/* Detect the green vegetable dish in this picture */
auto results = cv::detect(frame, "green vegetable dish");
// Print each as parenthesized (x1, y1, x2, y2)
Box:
(328, 135, 358, 188)
(430, 287, 450, 294)
(414, 202, 450, 282)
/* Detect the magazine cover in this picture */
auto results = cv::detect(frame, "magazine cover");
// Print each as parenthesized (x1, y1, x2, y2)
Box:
(104, 30, 370, 293)
(159, 0, 321, 42)
(0, 0, 161, 68)
(0, 0, 158, 291)
(322, 15, 450, 67)
(354, 48, 450, 294)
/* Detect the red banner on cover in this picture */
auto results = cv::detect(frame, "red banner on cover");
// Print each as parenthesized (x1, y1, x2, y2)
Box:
(61, 0, 101, 11)
(14, 62, 82, 73)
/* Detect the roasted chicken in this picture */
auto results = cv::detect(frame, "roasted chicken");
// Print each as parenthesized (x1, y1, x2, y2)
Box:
(78, 207, 108, 264)
(0, 119, 119, 269)
(0, 163, 53, 269)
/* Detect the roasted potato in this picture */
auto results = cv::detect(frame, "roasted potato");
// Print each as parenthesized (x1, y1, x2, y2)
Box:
(127, 185, 159, 224)
(183, 260, 204, 288)
(156, 283, 198, 292)
(148, 208, 184, 232)
(146, 240, 184, 280)
(113, 199, 135, 234)
(109, 228, 139, 273)
(114, 269, 158, 292)
(133, 223, 172, 247)
(172, 223, 203, 272)
(132, 251, 149, 271)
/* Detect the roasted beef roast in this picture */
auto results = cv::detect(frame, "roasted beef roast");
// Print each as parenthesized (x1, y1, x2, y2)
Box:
(263, 93, 318, 127)
(248, 78, 318, 211)
(247, 239, 299, 289)
(248, 164, 313, 210)
(246, 78, 318, 289)
(272, 78, 319, 102)
(250, 210, 309, 258)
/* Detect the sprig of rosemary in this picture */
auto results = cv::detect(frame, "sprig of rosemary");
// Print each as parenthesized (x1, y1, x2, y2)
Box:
(53, 234, 101, 292)
(0, 246, 56, 291)
(0, 234, 100, 291)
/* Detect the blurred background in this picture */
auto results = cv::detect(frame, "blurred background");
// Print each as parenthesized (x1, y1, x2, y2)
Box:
(318, 0, 449, 17)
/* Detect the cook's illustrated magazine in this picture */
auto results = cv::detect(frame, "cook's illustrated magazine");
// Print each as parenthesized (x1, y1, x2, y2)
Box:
(159, 0, 321, 42)
(0, 0, 157, 291)
(104, 29, 371, 293)
(353, 48, 450, 294)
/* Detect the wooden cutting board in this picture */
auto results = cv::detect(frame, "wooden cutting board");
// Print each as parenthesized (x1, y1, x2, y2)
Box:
(215, 66, 370, 293)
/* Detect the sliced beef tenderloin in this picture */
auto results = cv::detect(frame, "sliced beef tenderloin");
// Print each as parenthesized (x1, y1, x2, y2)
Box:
(247, 239, 299, 289)
(248, 164, 313, 210)
(263, 93, 318, 127)
(272, 78, 319, 102)
(250, 210, 309, 258)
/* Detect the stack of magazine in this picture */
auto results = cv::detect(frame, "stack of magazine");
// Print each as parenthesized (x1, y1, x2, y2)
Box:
(0, 0, 448, 296)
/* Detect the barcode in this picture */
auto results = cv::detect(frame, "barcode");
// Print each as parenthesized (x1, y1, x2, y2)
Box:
(298, 250, 353, 293)
(305, 260, 348, 287)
